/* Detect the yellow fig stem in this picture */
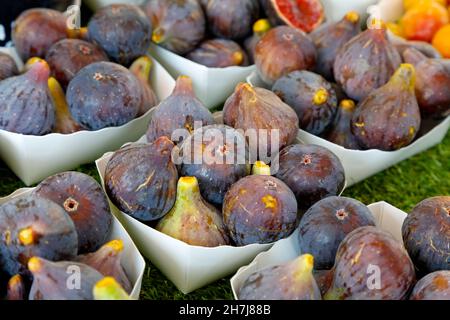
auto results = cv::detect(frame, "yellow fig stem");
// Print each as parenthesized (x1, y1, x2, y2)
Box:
(389, 63, 416, 92)
(8, 274, 22, 287)
(232, 51, 244, 65)
(345, 11, 360, 24)
(253, 19, 271, 35)
(105, 239, 124, 253)
(93, 277, 130, 300)
(293, 254, 315, 282)
(340, 99, 356, 111)
(19, 227, 35, 246)
(313, 88, 329, 105)
(27, 257, 42, 273)
(130, 56, 152, 82)
(152, 28, 165, 44)
(252, 161, 271, 175)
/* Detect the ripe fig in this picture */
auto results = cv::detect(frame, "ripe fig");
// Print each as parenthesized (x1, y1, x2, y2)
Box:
(334, 24, 402, 101)
(324, 99, 360, 150)
(129, 56, 158, 117)
(262, 0, 325, 33)
(93, 277, 130, 300)
(146, 76, 214, 144)
(298, 196, 376, 270)
(0, 195, 78, 276)
(186, 39, 249, 68)
(274, 144, 345, 212)
(410, 271, 450, 300)
(76, 240, 131, 293)
(0, 59, 55, 135)
(48, 77, 83, 134)
(272, 70, 338, 135)
(28, 257, 103, 300)
(45, 39, 109, 89)
(12, 8, 67, 61)
(314, 269, 333, 296)
(223, 83, 299, 156)
(351, 64, 421, 151)
(144, 0, 206, 55)
(105, 137, 178, 222)
(244, 19, 272, 64)
(403, 48, 450, 117)
(310, 11, 361, 81)
(255, 26, 317, 85)
(324, 226, 416, 300)
(402, 196, 450, 274)
(34, 171, 113, 254)
(223, 161, 298, 246)
(238, 254, 321, 300)
(179, 124, 250, 206)
(6, 274, 26, 300)
(391, 37, 442, 59)
(67, 61, 141, 131)
(205, 0, 260, 40)
(88, 4, 152, 66)
(0, 52, 18, 81)
(156, 177, 230, 247)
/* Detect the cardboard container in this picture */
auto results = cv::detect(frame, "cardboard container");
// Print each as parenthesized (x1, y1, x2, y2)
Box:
(95, 148, 273, 294)
(321, 0, 380, 23)
(230, 201, 408, 299)
(0, 47, 175, 186)
(0, 187, 146, 300)
(247, 72, 450, 186)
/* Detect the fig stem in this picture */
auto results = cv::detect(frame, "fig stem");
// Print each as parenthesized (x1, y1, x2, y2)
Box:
(176, 177, 202, 203)
(152, 28, 165, 44)
(293, 254, 314, 282)
(105, 239, 124, 253)
(345, 11, 360, 24)
(27, 257, 42, 273)
(232, 52, 244, 65)
(253, 19, 271, 35)
(313, 88, 329, 105)
(130, 56, 152, 82)
(390, 63, 416, 92)
(340, 99, 356, 111)
(8, 274, 22, 287)
(18, 227, 35, 246)
(252, 161, 271, 175)
(174, 76, 194, 95)
(93, 277, 130, 300)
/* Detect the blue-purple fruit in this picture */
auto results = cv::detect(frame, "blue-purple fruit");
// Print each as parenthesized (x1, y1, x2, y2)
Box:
(324, 99, 360, 150)
(0, 52, 18, 81)
(410, 271, 450, 300)
(186, 39, 249, 68)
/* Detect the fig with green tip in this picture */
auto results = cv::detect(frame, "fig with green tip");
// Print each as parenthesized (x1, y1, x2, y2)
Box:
(239, 254, 321, 300)
(93, 277, 131, 300)
(129, 56, 158, 117)
(156, 177, 230, 247)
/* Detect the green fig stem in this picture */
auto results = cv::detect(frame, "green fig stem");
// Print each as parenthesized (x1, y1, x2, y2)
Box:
(176, 177, 202, 203)
(174, 76, 195, 95)
(323, 288, 345, 300)
(93, 277, 130, 300)
(130, 56, 152, 83)
(252, 161, 271, 175)
(389, 63, 416, 92)
(293, 254, 314, 282)
(253, 19, 271, 35)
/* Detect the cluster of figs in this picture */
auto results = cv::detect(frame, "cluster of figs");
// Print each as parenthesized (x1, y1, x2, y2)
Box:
(0, 172, 132, 300)
(239, 196, 450, 300)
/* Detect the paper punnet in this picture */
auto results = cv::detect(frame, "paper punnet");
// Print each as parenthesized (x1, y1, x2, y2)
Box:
(230, 201, 408, 299)
(0, 187, 146, 300)
(0, 47, 175, 186)
(247, 72, 450, 187)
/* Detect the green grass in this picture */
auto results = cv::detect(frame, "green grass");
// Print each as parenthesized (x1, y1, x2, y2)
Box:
(0, 132, 448, 300)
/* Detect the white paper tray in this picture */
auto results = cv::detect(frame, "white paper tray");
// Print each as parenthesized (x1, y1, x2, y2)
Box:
(0, 47, 175, 186)
(247, 72, 450, 186)
(0, 187, 146, 300)
(230, 201, 408, 299)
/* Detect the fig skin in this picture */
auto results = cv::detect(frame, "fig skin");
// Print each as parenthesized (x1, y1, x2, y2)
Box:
(311, 11, 361, 81)
(334, 26, 402, 102)
(33, 171, 113, 254)
(403, 48, 450, 117)
(87, 4, 152, 66)
(272, 70, 338, 135)
(274, 144, 346, 212)
(324, 99, 360, 150)
(0, 195, 78, 277)
(314, 269, 333, 296)
(0, 52, 18, 81)
(28, 257, 103, 300)
(298, 196, 376, 270)
(324, 226, 416, 300)
(0, 60, 55, 135)
(76, 240, 132, 294)
(255, 26, 317, 85)
(129, 56, 159, 117)
(67, 61, 141, 131)
(12, 8, 67, 61)
(105, 137, 178, 222)
(179, 124, 250, 206)
(410, 271, 450, 300)
(239, 254, 321, 300)
(45, 39, 109, 90)
(223, 83, 299, 157)
(186, 39, 249, 68)
(351, 64, 421, 151)
(402, 196, 450, 274)
(144, 0, 206, 55)
(146, 76, 214, 144)
(223, 162, 298, 246)
(205, 0, 260, 40)
(93, 277, 130, 300)
(6, 274, 26, 300)
(156, 177, 230, 247)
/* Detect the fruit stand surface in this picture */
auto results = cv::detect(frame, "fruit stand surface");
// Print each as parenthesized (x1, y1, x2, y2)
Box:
(1, 132, 449, 300)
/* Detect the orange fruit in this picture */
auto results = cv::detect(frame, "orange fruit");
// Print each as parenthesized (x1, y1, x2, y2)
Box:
(401, 0, 449, 42)
(432, 24, 450, 57)
(404, 0, 447, 10)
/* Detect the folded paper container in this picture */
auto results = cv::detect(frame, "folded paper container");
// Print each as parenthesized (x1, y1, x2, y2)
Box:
(230, 201, 408, 299)
(247, 71, 450, 187)
(0, 187, 146, 300)
(0, 47, 175, 186)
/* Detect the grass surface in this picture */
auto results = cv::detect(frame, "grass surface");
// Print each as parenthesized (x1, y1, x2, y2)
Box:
(0, 132, 448, 300)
